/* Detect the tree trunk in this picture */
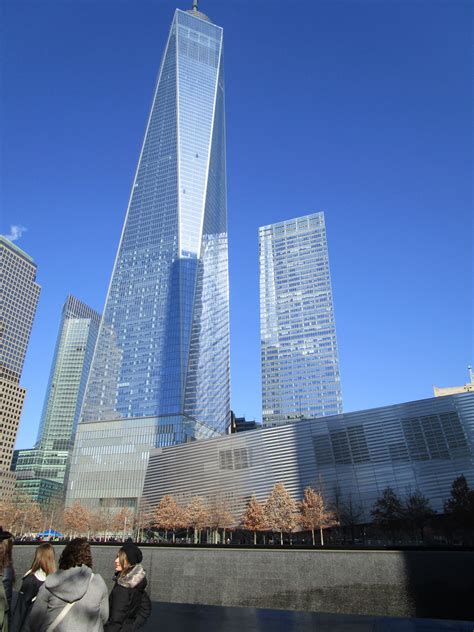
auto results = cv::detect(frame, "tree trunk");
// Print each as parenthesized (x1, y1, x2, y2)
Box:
(280, 531, 283, 546)
(320, 526, 324, 546)
(253, 531, 257, 546)
(312, 529, 315, 546)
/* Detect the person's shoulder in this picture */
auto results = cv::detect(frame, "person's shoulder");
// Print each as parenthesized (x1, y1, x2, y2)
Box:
(21, 573, 39, 588)
(91, 573, 108, 593)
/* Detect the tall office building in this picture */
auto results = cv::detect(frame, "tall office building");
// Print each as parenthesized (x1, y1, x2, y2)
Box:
(0, 236, 41, 497)
(14, 296, 100, 503)
(259, 212, 342, 427)
(67, 3, 230, 509)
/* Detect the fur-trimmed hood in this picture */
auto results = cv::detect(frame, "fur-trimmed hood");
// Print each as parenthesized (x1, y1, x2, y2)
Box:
(116, 564, 146, 589)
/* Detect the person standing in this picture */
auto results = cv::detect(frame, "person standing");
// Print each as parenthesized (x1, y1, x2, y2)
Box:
(0, 528, 14, 632)
(105, 543, 151, 631)
(31, 538, 108, 631)
(11, 542, 56, 632)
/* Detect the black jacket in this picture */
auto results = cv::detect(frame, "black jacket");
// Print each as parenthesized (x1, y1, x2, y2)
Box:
(1, 566, 14, 630)
(10, 570, 45, 632)
(105, 564, 151, 632)
(1, 566, 14, 611)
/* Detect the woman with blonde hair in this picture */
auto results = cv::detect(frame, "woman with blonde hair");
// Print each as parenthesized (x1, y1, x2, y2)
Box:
(11, 542, 56, 632)
(0, 527, 14, 632)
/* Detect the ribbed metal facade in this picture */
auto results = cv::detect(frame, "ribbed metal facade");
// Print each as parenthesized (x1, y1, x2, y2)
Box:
(142, 392, 474, 521)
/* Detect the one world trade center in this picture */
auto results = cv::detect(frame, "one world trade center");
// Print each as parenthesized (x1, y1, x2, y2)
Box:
(67, 3, 230, 509)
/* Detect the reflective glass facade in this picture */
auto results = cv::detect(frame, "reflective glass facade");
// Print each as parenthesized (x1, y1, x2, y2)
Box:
(143, 392, 474, 520)
(14, 296, 100, 502)
(68, 7, 230, 507)
(37, 296, 101, 452)
(259, 213, 342, 426)
(66, 415, 220, 510)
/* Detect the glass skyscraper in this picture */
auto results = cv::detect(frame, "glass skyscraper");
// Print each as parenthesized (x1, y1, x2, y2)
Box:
(259, 212, 342, 427)
(14, 296, 100, 503)
(67, 4, 230, 509)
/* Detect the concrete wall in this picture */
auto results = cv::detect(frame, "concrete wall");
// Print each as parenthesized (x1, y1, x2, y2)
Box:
(12, 545, 474, 621)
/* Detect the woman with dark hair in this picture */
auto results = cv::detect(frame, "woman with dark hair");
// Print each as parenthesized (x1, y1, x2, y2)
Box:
(31, 538, 108, 631)
(105, 543, 151, 631)
(11, 542, 56, 632)
(0, 527, 14, 632)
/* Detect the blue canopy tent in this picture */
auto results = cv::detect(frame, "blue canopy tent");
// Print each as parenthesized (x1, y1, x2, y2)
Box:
(37, 529, 62, 538)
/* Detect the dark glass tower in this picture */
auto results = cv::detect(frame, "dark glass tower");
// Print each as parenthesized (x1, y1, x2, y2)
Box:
(67, 5, 230, 508)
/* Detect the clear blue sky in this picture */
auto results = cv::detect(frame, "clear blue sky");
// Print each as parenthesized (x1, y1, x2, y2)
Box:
(1, 0, 472, 449)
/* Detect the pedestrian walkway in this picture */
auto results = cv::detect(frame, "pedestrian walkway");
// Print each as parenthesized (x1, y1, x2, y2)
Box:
(142, 602, 472, 631)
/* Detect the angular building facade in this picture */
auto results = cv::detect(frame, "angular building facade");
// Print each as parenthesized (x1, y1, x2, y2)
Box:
(67, 5, 230, 509)
(143, 392, 474, 521)
(0, 236, 41, 498)
(259, 212, 342, 427)
(14, 296, 100, 503)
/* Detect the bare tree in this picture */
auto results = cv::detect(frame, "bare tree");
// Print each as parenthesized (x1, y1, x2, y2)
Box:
(7, 492, 44, 537)
(264, 482, 297, 545)
(185, 497, 210, 544)
(371, 487, 403, 542)
(63, 501, 91, 537)
(135, 497, 155, 542)
(112, 507, 134, 541)
(89, 510, 108, 539)
(25, 503, 43, 535)
(0, 499, 16, 533)
(299, 487, 337, 546)
(241, 495, 266, 545)
(154, 495, 186, 543)
(209, 497, 235, 544)
(340, 494, 364, 544)
(404, 490, 435, 540)
(40, 499, 64, 537)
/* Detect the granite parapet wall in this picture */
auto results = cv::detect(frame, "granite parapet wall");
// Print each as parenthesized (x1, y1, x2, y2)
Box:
(12, 546, 474, 621)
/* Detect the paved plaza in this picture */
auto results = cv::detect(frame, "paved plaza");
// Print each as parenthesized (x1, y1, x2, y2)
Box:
(142, 602, 472, 632)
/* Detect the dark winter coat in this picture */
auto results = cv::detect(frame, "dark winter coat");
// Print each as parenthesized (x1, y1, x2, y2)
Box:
(10, 569, 46, 632)
(104, 564, 151, 632)
(1, 566, 14, 632)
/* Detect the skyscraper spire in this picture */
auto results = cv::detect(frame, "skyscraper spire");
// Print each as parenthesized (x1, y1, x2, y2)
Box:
(187, 0, 209, 21)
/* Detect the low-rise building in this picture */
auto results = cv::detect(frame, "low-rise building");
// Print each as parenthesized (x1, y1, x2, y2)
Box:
(434, 367, 474, 397)
(142, 392, 474, 522)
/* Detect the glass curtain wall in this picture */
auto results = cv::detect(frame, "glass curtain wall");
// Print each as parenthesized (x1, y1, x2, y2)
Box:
(260, 212, 342, 426)
(68, 8, 230, 508)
